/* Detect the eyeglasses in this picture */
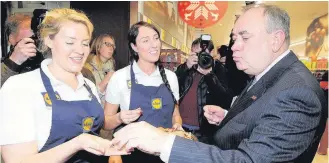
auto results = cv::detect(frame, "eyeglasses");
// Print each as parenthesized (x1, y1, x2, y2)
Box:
(103, 42, 116, 49)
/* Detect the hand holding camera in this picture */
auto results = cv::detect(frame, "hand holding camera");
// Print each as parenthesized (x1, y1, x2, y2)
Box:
(189, 34, 214, 72)
(8, 9, 47, 66)
(9, 38, 37, 65)
(196, 34, 214, 70)
(186, 52, 198, 69)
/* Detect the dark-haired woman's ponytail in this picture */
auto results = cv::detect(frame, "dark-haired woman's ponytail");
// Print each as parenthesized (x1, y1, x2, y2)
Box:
(157, 62, 178, 104)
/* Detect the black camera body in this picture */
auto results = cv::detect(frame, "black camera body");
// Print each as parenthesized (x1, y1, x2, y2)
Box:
(197, 34, 214, 69)
(30, 9, 47, 48)
(20, 9, 47, 72)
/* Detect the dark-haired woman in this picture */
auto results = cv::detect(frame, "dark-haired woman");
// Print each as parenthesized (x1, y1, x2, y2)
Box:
(103, 21, 182, 163)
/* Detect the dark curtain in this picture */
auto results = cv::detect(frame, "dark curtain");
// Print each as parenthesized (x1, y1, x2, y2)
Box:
(71, 1, 130, 70)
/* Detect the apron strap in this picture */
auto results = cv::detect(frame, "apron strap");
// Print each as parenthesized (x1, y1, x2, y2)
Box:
(83, 80, 97, 100)
(40, 69, 97, 102)
(40, 69, 58, 102)
(130, 64, 137, 88)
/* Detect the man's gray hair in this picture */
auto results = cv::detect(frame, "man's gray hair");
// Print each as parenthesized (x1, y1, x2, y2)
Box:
(5, 14, 31, 37)
(243, 4, 290, 45)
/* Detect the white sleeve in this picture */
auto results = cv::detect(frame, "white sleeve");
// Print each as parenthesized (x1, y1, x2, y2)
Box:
(160, 134, 176, 162)
(105, 71, 121, 104)
(166, 70, 179, 102)
(0, 77, 36, 145)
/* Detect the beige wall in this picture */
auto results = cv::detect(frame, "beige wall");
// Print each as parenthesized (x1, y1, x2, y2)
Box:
(136, 1, 195, 53)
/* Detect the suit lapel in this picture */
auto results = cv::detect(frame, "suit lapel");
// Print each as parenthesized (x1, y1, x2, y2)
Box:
(218, 78, 267, 129)
(230, 77, 254, 107)
(217, 51, 299, 129)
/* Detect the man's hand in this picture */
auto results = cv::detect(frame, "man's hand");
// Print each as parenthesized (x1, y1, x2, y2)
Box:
(112, 121, 172, 155)
(197, 66, 212, 75)
(203, 105, 226, 125)
(186, 53, 198, 69)
(9, 38, 37, 65)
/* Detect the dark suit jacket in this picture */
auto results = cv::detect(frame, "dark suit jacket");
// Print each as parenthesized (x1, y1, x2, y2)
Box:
(169, 51, 327, 163)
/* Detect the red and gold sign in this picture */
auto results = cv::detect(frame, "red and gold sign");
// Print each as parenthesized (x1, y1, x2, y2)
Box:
(178, 1, 228, 28)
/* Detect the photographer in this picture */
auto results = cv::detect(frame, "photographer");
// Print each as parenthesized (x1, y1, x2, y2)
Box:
(1, 13, 43, 85)
(175, 37, 231, 144)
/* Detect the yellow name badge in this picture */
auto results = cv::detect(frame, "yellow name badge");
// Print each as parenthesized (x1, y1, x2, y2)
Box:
(152, 98, 162, 110)
(41, 92, 61, 106)
(127, 79, 138, 89)
(82, 117, 94, 132)
(127, 80, 132, 89)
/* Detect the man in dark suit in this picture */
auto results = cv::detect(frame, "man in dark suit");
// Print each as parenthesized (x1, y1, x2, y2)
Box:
(112, 4, 327, 163)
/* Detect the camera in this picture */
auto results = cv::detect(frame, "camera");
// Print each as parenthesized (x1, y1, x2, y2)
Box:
(2, 9, 47, 72)
(19, 9, 48, 71)
(30, 9, 48, 49)
(197, 34, 214, 69)
(21, 9, 47, 71)
(5, 9, 47, 58)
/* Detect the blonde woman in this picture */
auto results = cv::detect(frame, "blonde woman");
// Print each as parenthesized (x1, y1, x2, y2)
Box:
(0, 8, 127, 163)
(85, 34, 116, 106)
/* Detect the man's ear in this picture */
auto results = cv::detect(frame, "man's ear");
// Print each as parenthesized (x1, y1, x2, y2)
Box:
(272, 30, 285, 52)
(130, 43, 138, 53)
(8, 34, 16, 46)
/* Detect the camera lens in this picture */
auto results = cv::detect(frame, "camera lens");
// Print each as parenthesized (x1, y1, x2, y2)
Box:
(198, 52, 214, 69)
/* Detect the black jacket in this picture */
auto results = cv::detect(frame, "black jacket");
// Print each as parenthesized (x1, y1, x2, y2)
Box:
(175, 62, 233, 126)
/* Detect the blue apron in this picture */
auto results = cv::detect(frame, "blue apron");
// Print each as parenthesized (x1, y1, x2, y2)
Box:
(129, 65, 174, 128)
(122, 65, 175, 163)
(39, 69, 107, 163)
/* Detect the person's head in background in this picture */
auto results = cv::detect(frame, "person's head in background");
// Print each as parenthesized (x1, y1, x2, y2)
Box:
(5, 14, 33, 46)
(191, 38, 214, 54)
(231, 4, 290, 76)
(128, 21, 177, 104)
(90, 34, 116, 63)
(217, 45, 229, 65)
(191, 38, 202, 53)
(39, 8, 93, 75)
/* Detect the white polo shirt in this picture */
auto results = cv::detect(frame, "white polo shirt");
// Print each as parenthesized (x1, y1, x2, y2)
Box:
(105, 62, 179, 110)
(0, 59, 100, 151)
